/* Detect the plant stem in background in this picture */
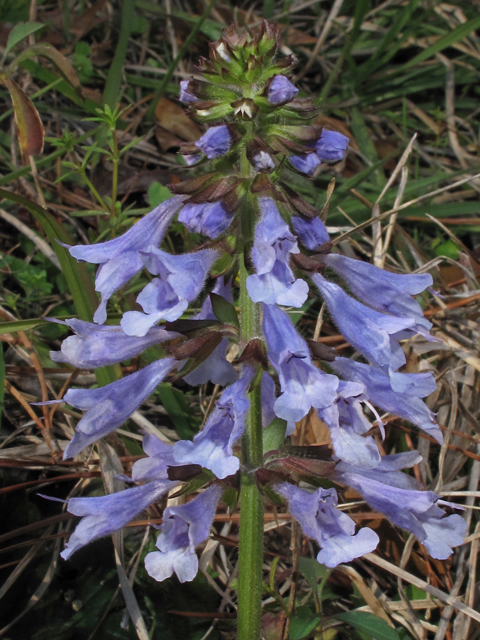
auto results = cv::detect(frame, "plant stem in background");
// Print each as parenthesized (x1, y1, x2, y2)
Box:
(145, 0, 219, 121)
(103, 0, 136, 109)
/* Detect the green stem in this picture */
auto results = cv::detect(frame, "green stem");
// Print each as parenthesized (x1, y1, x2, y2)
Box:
(237, 251, 264, 640)
(103, 0, 136, 109)
(111, 130, 119, 228)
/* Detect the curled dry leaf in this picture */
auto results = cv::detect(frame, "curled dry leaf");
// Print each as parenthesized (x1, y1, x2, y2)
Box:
(3, 76, 44, 157)
(8, 43, 84, 100)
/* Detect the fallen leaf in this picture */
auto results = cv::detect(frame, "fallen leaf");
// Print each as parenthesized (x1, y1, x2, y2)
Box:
(9, 43, 84, 99)
(155, 97, 202, 142)
(3, 76, 44, 156)
(155, 126, 184, 151)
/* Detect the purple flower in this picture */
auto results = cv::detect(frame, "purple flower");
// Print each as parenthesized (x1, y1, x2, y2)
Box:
(330, 357, 442, 443)
(316, 130, 349, 163)
(49, 318, 179, 369)
(275, 483, 379, 568)
(262, 304, 338, 434)
(179, 201, 233, 239)
(179, 80, 198, 104)
(312, 273, 415, 371)
(173, 368, 254, 479)
(61, 479, 176, 560)
(62, 358, 176, 459)
(195, 125, 231, 159)
(131, 434, 181, 482)
(291, 215, 329, 251)
(319, 381, 381, 468)
(183, 278, 238, 386)
(267, 75, 299, 105)
(120, 248, 218, 337)
(246, 198, 309, 307)
(323, 254, 434, 340)
(65, 196, 185, 324)
(145, 485, 222, 583)
(333, 456, 466, 560)
(251, 151, 275, 171)
(289, 153, 321, 176)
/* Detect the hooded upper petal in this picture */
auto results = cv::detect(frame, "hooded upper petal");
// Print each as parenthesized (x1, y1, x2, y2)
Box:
(323, 254, 434, 339)
(61, 479, 175, 560)
(330, 357, 442, 443)
(131, 434, 185, 482)
(312, 273, 415, 371)
(179, 202, 233, 239)
(50, 318, 178, 369)
(263, 303, 338, 434)
(318, 380, 381, 468)
(173, 367, 254, 478)
(145, 485, 222, 583)
(67, 196, 186, 324)
(63, 358, 176, 458)
(291, 215, 329, 251)
(276, 483, 379, 568)
(121, 248, 219, 337)
(333, 457, 466, 559)
(246, 198, 309, 308)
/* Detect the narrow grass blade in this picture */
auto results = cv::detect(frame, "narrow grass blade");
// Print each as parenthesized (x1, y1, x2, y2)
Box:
(402, 14, 480, 70)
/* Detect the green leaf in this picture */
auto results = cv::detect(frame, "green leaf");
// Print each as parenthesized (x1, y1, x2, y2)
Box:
(169, 470, 213, 498)
(147, 182, 172, 208)
(434, 239, 459, 260)
(156, 383, 197, 439)
(289, 607, 321, 640)
(0, 317, 49, 333)
(335, 611, 400, 640)
(210, 293, 240, 330)
(298, 557, 330, 593)
(5, 22, 44, 56)
(0, 254, 52, 296)
(263, 417, 287, 454)
(402, 14, 480, 70)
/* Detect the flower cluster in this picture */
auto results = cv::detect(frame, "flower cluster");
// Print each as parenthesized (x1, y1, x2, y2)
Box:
(49, 22, 465, 585)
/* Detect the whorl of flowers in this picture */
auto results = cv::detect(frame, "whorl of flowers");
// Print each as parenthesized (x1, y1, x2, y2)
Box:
(49, 22, 465, 579)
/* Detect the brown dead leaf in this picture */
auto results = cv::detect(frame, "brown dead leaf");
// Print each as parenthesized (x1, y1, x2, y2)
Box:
(71, 0, 108, 40)
(155, 97, 202, 142)
(155, 127, 185, 152)
(278, 24, 318, 46)
(4, 76, 44, 157)
(291, 410, 331, 445)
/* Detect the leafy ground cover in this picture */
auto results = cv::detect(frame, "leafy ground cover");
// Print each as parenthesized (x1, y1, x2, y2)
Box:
(0, 1, 480, 638)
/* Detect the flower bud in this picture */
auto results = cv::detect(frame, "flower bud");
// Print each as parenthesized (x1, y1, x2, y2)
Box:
(267, 75, 299, 105)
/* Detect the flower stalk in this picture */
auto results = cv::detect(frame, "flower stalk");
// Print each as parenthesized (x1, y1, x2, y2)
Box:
(237, 252, 264, 640)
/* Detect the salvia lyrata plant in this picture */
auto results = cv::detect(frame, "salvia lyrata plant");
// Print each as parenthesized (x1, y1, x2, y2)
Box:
(45, 22, 466, 640)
